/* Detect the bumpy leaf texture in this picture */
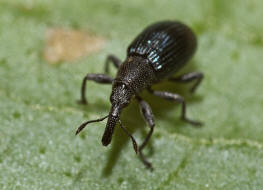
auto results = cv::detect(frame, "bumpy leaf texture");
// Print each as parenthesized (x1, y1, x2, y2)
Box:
(0, 0, 263, 189)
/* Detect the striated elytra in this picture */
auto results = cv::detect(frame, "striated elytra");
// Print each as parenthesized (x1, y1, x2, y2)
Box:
(76, 21, 204, 170)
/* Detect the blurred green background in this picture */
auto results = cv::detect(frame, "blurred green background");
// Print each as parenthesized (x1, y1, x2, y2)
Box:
(0, 0, 263, 189)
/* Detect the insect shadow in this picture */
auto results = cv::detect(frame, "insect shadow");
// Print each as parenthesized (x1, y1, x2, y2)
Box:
(101, 61, 203, 176)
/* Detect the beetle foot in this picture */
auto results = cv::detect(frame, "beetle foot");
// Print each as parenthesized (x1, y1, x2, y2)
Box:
(77, 99, 88, 105)
(144, 162, 153, 171)
(181, 117, 203, 127)
(189, 87, 197, 94)
(139, 151, 154, 171)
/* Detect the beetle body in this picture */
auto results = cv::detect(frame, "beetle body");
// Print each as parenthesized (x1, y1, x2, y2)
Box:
(114, 21, 197, 95)
(128, 21, 197, 80)
(77, 21, 203, 169)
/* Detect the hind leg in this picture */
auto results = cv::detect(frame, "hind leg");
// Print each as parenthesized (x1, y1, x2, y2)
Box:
(169, 72, 204, 93)
(148, 89, 202, 126)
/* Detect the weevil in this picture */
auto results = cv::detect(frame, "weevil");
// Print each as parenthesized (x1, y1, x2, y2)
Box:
(76, 21, 204, 170)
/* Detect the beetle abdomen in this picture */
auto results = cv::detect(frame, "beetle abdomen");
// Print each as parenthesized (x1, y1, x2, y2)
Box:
(127, 21, 197, 79)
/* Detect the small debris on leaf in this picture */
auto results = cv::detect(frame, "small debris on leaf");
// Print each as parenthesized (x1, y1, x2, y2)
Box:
(43, 28, 105, 63)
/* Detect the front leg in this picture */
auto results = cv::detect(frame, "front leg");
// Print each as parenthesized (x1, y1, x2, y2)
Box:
(80, 74, 113, 104)
(136, 96, 155, 170)
(104, 54, 122, 73)
(169, 72, 204, 93)
(148, 89, 202, 126)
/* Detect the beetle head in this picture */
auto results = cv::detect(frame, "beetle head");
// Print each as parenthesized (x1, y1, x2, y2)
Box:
(101, 83, 133, 146)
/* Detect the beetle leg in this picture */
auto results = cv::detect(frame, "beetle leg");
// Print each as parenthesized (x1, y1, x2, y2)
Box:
(168, 72, 204, 93)
(136, 96, 155, 170)
(79, 74, 113, 104)
(148, 89, 203, 126)
(104, 54, 122, 73)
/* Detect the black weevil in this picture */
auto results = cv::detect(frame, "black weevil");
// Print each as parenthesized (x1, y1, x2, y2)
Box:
(76, 21, 204, 170)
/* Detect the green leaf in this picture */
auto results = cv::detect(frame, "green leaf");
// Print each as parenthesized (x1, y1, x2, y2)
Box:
(1, 0, 263, 189)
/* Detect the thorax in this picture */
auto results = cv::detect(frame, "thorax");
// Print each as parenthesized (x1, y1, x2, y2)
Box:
(114, 56, 157, 94)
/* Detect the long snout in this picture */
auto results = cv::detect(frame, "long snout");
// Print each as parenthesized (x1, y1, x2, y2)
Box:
(101, 114, 119, 146)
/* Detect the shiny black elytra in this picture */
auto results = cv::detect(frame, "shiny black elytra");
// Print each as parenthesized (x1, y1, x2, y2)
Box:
(76, 21, 204, 170)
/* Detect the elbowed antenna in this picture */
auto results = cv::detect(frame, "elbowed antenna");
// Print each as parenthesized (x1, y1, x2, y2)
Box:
(75, 102, 138, 154)
(119, 120, 138, 154)
(75, 115, 109, 135)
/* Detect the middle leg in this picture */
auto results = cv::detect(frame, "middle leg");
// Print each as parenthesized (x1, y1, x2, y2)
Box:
(136, 96, 155, 170)
(169, 72, 204, 93)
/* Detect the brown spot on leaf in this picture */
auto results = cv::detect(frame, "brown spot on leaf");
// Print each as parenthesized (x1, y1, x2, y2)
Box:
(43, 28, 105, 63)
